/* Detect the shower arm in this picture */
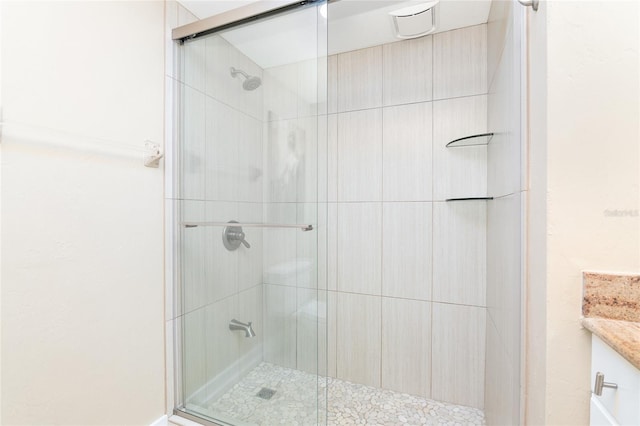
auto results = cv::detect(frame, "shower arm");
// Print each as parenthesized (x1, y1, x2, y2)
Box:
(230, 67, 250, 79)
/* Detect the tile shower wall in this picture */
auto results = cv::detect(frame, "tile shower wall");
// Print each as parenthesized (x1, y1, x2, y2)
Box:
(484, 1, 524, 424)
(261, 56, 325, 374)
(325, 24, 489, 409)
(171, 18, 266, 405)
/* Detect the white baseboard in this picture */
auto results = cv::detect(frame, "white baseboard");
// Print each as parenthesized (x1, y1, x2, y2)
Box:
(168, 414, 204, 426)
(149, 414, 168, 426)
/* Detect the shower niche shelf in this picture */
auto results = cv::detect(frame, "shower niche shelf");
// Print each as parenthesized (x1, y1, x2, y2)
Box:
(445, 132, 494, 148)
(446, 197, 494, 202)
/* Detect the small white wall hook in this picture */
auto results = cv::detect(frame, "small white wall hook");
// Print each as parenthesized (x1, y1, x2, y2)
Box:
(517, 0, 539, 11)
(144, 140, 164, 168)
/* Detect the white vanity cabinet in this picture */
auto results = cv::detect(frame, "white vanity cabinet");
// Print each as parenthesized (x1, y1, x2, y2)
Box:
(590, 335, 640, 425)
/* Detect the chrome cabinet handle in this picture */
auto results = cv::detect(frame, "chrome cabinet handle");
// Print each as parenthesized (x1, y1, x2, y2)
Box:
(593, 372, 618, 396)
(517, 0, 539, 11)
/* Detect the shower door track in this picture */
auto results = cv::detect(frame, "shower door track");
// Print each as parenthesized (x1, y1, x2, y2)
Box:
(173, 407, 235, 426)
(172, 0, 324, 42)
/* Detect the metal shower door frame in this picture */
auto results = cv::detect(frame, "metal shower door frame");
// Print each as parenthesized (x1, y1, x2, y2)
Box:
(171, 1, 329, 425)
(172, 0, 322, 42)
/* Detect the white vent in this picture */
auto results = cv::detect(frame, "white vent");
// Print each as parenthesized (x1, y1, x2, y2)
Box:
(389, 1, 439, 39)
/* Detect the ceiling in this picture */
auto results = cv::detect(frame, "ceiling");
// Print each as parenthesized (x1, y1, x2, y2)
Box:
(177, 0, 491, 68)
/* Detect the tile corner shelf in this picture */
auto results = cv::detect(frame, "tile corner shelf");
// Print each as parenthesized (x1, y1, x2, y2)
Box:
(445, 132, 494, 148)
(445, 197, 494, 202)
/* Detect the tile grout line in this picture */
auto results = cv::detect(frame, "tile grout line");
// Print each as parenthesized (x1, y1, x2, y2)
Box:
(430, 32, 435, 401)
(334, 54, 340, 383)
(379, 43, 385, 390)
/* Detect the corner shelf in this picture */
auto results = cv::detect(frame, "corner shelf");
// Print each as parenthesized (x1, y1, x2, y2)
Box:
(445, 132, 494, 148)
(445, 197, 494, 202)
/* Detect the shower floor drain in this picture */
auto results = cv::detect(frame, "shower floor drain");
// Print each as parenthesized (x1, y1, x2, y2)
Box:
(256, 388, 276, 400)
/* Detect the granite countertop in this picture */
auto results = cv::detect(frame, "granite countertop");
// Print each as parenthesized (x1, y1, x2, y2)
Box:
(581, 317, 640, 370)
(582, 272, 640, 370)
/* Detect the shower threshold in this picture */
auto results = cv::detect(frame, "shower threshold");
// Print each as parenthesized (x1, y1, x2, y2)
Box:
(189, 362, 485, 425)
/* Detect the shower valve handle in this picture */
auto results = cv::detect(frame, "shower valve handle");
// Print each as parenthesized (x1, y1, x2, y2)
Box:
(222, 221, 251, 250)
(229, 230, 251, 248)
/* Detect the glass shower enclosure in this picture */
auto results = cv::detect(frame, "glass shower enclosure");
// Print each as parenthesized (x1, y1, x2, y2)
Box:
(172, 2, 328, 425)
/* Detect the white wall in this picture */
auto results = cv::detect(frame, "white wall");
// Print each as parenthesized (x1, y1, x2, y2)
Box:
(0, 2, 3, 422)
(1, 2, 166, 424)
(527, 1, 640, 424)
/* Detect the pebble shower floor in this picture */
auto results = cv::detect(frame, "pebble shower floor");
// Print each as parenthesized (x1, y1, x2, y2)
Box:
(208, 362, 486, 425)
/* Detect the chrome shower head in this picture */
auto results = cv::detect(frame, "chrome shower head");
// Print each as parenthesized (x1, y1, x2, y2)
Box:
(230, 66, 262, 91)
(242, 75, 262, 91)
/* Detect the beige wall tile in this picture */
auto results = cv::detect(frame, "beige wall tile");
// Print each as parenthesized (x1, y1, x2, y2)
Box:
(433, 25, 488, 99)
(382, 202, 432, 300)
(205, 201, 239, 303)
(328, 114, 338, 202)
(233, 47, 263, 121)
(337, 203, 382, 295)
(433, 201, 487, 306)
(181, 200, 207, 314)
(327, 291, 337, 377)
(328, 55, 338, 114)
(484, 314, 519, 425)
(263, 203, 297, 286)
(298, 58, 319, 118)
(337, 46, 383, 112)
(487, 0, 513, 89)
(238, 203, 264, 292)
(337, 109, 383, 202)
(383, 36, 433, 106)
(182, 86, 206, 200)
(316, 289, 330, 377)
(487, 22, 522, 198)
(432, 303, 486, 408)
(263, 284, 297, 368)
(204, 35, 234, 108)
(183, 307, 207, 401)
(264, 62, 298, 121)
(204, 35, 263, 120)
(327, 203, 338, 292)
(237, 114, 263, 203)
(264, 119, 299, 203)
(337, 292, 382, 387)
(205, 295, 239, 396)
(486, 193, 521, 363)
(381, 298, 431, 397)
(297, 203, 318, 289)
(237, 285, 263, 361)
(433, 95, 488, 201)
(181, 37, 206, 92)
(205, 97, 239, 201)
(382, 102, 433, 201)
(297, 288, 321, 373)
(296, 116, 319, 203)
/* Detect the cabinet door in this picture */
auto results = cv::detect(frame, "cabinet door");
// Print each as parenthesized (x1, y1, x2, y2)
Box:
(591, 335, 640, 425)
(590, 395, 619, 426)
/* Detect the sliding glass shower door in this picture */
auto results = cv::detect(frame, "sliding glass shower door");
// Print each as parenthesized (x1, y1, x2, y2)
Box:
(173, 2, 328, 425)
